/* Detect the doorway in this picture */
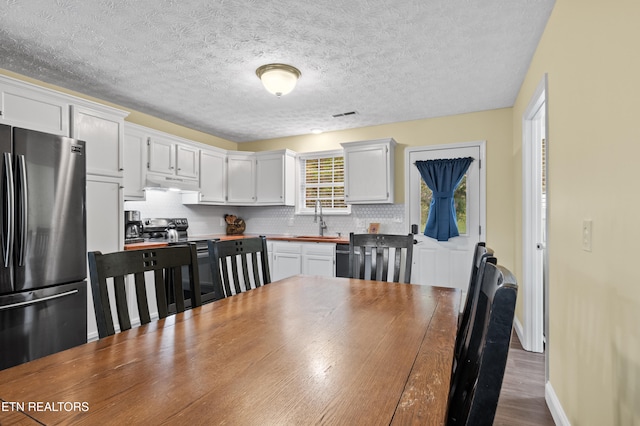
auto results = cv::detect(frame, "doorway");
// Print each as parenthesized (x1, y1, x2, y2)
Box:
(522, 75, 548, 355)
(405, 141, 486, 290)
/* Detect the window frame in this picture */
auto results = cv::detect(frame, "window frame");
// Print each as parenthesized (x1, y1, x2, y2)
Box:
(296, 149, 351, 215)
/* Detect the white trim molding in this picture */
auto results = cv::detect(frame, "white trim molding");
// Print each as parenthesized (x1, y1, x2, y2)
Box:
(513, 315, 525, 345)
(521, 74, 548, 353)
(545, 381, 571, 426)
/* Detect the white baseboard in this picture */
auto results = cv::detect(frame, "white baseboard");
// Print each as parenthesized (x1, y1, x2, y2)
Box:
(514, 315, 525, 344)
(545, 381, 571, 426)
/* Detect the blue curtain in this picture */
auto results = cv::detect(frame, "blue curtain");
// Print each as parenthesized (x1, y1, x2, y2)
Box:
(415, 157, 473, 241)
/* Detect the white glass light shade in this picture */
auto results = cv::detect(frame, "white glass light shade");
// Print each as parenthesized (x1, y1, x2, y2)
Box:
(256, 64, 301, 97)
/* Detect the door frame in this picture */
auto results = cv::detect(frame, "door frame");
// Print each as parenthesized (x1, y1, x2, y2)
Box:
(521, 74, 548, 355)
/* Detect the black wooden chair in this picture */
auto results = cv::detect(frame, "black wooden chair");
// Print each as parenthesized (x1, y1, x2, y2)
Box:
(88, 244, 201, 339)
(447, 262, 518, 426)
(454, 242, 495, 365)
(207, 237, 271, 298)
(348, 233, 414, 283)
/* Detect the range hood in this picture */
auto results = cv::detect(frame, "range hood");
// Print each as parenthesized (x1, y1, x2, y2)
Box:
(144, 173, 199, 192)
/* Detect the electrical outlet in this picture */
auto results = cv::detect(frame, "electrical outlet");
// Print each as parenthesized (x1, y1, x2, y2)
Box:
(287, 217, 294, 227)
(219, 217, 226, 227)
(582, 219, 592, 252)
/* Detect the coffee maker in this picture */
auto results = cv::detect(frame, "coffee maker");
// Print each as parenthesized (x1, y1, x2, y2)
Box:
(124, 210, 144, 243)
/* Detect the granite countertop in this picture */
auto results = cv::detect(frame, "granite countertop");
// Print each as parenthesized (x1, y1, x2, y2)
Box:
(124, 233, 349, 250)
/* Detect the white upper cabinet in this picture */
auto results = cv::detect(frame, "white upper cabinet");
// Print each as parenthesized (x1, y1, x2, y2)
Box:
(225, 150, 295, 206)
(256, 150, 295, 205)
(148, 136, 175, 175)
(71, 104, 127, 178)
(146, 132, 199, 191)
(227, 153, 256, 204)
(123, 123, 147, 200)
(176, 144, 199, 179)
(183, 148, 227, 204)
(342, 138, 396, 204)
(0, 76, 70, 136)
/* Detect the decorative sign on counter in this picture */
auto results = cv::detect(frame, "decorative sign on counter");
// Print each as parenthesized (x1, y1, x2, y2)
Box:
(225, 214, 246, 235)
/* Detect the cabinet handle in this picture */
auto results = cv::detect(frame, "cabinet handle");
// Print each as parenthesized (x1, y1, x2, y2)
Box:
(119, 168, 124, 171)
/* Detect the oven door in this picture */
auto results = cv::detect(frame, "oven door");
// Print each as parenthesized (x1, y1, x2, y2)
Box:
(195, 247, 219, 303)
(167, 242, 220, 305)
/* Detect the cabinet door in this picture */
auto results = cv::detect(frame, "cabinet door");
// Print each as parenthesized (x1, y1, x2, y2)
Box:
(343, 139, 395, 204)
(302, 243, 335, 277)
(86, 176, 123, 340)
(272, 252, 301, 281)
(302, 255, 335, 277)
(0, 80, 69, 135)
(200, 150, 226, 203)
(344, 144, 389, 203)
(227, 155, 256, 204)
(148, 137, 175, 175)
(123, 129, 146, 200)
(176, 144, 199, 179)
(256, 154, 284, 204)
(72, 106, 123, 178)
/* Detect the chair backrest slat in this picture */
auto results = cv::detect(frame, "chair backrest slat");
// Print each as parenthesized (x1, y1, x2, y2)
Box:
(349, 233, 414, 283)
(133, 271, 150, 325)
(208, 237, 271, 298)
(88, 244, 201, 339)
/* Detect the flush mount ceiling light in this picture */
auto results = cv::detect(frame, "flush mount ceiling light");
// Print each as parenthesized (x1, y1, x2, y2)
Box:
(256, 63, 301, 97)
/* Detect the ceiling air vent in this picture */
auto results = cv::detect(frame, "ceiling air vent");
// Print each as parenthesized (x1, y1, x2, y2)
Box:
(332, 111, 358, 118)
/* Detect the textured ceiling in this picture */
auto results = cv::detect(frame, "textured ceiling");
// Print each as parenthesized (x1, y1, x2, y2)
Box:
(0, 0, 555, 143)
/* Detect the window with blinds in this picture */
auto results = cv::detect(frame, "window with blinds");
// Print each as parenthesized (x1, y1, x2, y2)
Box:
(299, 152, 350, 214)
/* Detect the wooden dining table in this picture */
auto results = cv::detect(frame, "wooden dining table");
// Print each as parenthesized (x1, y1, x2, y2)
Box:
(0, 275, 460, 425)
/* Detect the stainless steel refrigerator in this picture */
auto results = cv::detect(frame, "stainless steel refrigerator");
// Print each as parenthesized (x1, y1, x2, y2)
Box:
(0, 124, 87, 370)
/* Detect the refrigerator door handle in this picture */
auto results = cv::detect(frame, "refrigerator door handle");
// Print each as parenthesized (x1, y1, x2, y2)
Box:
(0, 289, 79, 311)
(17, 154, 28, 267)
(3, 152, 15, 272)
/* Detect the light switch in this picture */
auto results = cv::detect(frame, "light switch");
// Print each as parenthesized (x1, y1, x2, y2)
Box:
(582, 219, 592, 252)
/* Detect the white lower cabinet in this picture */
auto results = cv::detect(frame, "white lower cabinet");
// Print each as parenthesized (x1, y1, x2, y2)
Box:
(271, 241, 335, 281)
(301, 243, 336, 277)
(271, 242, 302, 282)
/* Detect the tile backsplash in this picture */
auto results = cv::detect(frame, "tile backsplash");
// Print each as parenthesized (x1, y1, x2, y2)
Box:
(125, 190, 407, 237)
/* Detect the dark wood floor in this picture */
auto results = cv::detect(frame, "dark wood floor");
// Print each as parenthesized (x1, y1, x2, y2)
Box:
(493, 333, 555, 425)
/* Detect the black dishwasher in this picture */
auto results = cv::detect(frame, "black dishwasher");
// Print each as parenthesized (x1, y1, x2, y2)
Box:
(335, 244, 351, 278)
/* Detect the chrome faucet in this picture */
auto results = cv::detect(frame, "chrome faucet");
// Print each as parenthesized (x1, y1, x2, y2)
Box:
(314, 200, 328, 236)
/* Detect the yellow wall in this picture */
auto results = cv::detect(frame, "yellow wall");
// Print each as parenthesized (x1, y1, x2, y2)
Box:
(512, 0, 640, 423)
(241, 109, 516, 270)
(0, 68, 237, 151)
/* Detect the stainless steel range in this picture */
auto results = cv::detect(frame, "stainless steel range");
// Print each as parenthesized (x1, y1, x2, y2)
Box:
(142, 217, 189, 241)
(142, 218, 218, 303)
